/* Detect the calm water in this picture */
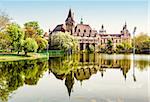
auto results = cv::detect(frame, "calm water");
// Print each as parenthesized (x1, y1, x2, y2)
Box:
(0, 54, 149, 102)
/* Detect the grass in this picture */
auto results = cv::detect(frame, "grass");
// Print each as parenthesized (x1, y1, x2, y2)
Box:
(0, 52, 49, 62)
(0, 50, 65, 62)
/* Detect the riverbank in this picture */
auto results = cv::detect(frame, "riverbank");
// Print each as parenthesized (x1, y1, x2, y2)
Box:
(0, 52, 49, 62)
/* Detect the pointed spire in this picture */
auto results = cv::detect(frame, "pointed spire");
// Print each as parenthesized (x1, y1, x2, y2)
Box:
(101, 24, 104, 29)
(65, 8, 74, 22)
(124, 21, 127, 29)
(65, 73, 74, 98)
(125, 21, 127, 26)
(68, 8, 72, 18)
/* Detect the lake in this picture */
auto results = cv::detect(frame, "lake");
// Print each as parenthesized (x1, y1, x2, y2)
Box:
(0, 53, 149, 102)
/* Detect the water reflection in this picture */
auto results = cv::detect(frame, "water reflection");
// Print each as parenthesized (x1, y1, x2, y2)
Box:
(0, 59, 48, 102)
(0, 54, 149, 102)
(49, 53, 149, 97)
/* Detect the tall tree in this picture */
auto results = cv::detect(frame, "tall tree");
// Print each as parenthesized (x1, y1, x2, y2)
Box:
(24, 21, 43, 38)
(5, 23, 24, 54)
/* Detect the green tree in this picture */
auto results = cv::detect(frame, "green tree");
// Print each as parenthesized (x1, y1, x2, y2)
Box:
(24, 21, 44, 38)
(106, 39, 113, 53)
(5, 23, 24, 54)
(116, 41, 132, 53)
(23, 38, 38, 56)
(133, 33, 150, 53)
(35, 36, 48, 52)
(50, 32, 78, 51)
(0, 11, 10, 31)
(0, 32, 11, 51)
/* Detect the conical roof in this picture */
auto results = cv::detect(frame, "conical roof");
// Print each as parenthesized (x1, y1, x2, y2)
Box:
(65, 9, 75, 22)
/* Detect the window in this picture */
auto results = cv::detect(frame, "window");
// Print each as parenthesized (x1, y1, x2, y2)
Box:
(74, 26, 77, 32)
(90, 30, 92, 33)
(78, 29, 80, 32)
(82, 33, 84, 37)
(84, 29, 86, 32)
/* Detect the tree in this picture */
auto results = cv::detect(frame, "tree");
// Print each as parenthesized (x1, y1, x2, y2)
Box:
(35, 36, 48, 52)
(0, 11, 11, 31)
(24, 21, 44, 38)
(133, 33, 150, 53)
(23, 38, 38, 56)
(106, 39, 113, 53)
(116, 41, 132, 53)
(5, 23, 24, 54)
(0, 32, 11, 51)
(50, 32, 78, 51)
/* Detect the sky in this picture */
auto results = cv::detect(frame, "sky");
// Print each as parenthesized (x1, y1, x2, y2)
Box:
(0, 0, 149, 36)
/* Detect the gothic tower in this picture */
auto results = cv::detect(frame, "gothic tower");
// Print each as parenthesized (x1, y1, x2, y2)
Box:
(65, 9, 75, 35)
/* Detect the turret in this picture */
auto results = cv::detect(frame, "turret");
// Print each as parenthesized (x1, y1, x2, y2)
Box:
(65, 9, 75, 34)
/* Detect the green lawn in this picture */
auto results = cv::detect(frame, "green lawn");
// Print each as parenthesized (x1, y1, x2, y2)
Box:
(0, 50, 65, 62)
(0, 53, 49, 62)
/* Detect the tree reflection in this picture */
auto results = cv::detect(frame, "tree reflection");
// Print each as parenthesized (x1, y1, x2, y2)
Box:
(0, 59, 48, 102)
(136, 60, 149, 71)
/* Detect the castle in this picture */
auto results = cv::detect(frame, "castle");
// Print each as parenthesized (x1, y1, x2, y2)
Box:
(48, 9, 131, 51)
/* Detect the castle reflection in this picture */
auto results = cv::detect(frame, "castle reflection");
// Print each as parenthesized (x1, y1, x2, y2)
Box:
(49, 53, 133, 97)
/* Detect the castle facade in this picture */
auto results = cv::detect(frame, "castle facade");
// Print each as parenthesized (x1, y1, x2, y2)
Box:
(49, 9, 131, 51)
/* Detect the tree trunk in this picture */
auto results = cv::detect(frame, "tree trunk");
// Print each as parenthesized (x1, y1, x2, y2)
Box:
(25, 51, 27, 56)
(17, 51, 20, 55)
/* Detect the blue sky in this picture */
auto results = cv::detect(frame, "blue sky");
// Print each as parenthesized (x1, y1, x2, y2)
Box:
(0, 0, 148, 35)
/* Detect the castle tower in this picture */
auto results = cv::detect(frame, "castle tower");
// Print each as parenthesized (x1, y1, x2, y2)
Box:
(121, 22, 128, 34)
(65, 9, 75, 35)
(99, 24, 106, 34)
(120, 22, 131, 43)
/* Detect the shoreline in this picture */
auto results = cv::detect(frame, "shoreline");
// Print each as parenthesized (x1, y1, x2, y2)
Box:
(0, 52, 149, 62)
